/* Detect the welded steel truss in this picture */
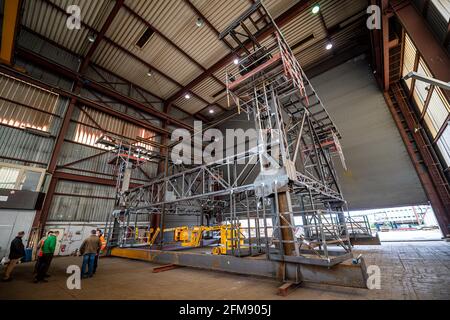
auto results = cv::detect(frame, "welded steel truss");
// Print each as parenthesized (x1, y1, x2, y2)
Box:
(107, 0, 353, 267)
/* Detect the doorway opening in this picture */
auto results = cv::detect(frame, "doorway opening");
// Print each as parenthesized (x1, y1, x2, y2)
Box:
(349, 205, 442, 242)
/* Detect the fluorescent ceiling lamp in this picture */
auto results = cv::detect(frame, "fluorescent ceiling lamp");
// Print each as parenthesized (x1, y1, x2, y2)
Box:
(312, 4, 320, 14)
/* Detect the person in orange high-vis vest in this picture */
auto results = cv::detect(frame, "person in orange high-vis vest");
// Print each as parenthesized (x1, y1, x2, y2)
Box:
(93, 229, 106, 275)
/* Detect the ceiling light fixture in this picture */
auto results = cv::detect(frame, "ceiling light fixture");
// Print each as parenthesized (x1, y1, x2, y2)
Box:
(209, 109, 214, 114)
(196, 18, 204, 27)
(312, 4, 320, 14)
(184, 93, 191, 99)
(325, 42, 333, 50)
(233, 58, 239, 65)
(88, 33, 96, 43)
(146, 69, 153, 77)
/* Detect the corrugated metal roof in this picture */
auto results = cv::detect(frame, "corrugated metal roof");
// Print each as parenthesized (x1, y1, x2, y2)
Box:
(22, 0, 114, 56)
(106, 7, 204, 85)
(191, 76, 225, 104)
(92, 40, 180, 99)
(126, 0, 229, 69)
(173, 94, 208, 114)
(190, 0, 251, 35)
(21, 0, 370, 114)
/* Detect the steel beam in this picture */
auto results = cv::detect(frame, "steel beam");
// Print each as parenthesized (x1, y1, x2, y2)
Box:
(16, 47, 193, 131)
(111, 247, 368, 288)
(122, 4, 225, 88)
(79, 0, 124, 73)
(38, 0, 211, 112)
(0, 0, 22, 64)
(0, 64, 172, 135)
(32, 176, 58, 231)
(48, 92, 79, 173)
(20, 26, 205, 122)
(53, 171, 141, 188)
(382, 0, 390, 91)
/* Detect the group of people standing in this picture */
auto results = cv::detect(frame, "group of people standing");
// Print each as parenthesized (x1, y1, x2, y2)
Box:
(2, 228, 107, 282)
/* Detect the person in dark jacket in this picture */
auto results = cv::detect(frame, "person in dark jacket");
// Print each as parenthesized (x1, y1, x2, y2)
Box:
(3, 231, 26, 281)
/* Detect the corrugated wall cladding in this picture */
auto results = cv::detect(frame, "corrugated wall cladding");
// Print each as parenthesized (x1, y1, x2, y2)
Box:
(15, 57, 74, 91)
(56, 140, 156, 183)
(78, 87, 164, 129)
(48, 180, 116, 222)
(0, 72, 63, 134)
(106, 8, 203, 85)
(18, 29, 80, 71)
(0, 126, 54, 165)
(92, 41, 180, 99)
(0, 71, 69, 166)
(69, 105, 157, 150)
(127, 0, 229, 69)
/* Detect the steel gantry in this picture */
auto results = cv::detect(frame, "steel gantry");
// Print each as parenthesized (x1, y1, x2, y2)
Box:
(106, 1, 369, 288)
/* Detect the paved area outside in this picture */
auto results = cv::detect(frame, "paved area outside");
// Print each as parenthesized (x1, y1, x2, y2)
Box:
(0, 241, 449, 300)
(378, 229, 442, 241)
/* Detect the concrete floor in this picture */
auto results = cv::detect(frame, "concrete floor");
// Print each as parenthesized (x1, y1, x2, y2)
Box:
(0, 241, 449, 300)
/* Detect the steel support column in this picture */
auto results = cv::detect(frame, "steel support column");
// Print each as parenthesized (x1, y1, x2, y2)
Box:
(384, 85, 450, 236)
(0, 0, 22, 64)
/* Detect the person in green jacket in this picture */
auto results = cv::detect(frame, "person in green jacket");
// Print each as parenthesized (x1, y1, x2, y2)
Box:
(34, 231, 59, 283)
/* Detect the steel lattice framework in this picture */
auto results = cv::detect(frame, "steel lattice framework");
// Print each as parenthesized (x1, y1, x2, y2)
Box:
(107, 0, 355, 267)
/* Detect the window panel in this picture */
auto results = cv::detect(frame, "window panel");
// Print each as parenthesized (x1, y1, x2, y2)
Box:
(0, 167, 20, 189)
(437, 124, 450, 167)
(0, 163, 44, 191)
(412, 58, 432, 112)
(426, 87, 450, 136)
(19, 170, 43, 191)
(402, 33, 417, 90)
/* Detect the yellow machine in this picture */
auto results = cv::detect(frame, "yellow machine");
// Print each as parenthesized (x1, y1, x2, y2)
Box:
(211, 224, 245, 255)
(175, 225, 221, 247)
(173, 224, 244, 255)
(138, 227, 160, 246)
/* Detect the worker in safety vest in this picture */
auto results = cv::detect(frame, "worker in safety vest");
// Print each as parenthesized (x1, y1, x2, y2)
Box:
(93, 229, 106, 275)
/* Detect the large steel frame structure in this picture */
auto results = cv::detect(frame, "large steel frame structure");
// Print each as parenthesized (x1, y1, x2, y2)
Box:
(106, 2, 366, 283)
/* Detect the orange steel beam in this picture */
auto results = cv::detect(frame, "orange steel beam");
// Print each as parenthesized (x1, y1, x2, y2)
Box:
(228, 53, 281, 90)
(0, 0, 22, 64)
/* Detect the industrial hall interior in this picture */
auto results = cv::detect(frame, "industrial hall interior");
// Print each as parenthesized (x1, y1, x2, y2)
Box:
(0, 0, 449, 301)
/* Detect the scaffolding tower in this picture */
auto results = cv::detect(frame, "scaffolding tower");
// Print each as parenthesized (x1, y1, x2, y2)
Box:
(107, 1, 358, 269)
